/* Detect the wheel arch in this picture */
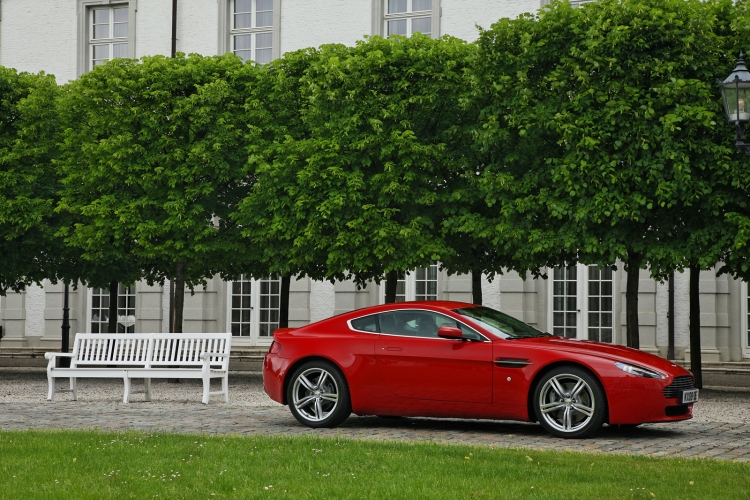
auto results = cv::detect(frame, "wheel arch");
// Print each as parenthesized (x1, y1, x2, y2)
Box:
(526, 361, 610, 424)
(282, 355, 346, 405)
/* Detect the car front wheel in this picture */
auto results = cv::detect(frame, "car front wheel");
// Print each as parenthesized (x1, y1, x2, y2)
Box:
(533, 366, 607, 439)
(287, 360, 351, 428)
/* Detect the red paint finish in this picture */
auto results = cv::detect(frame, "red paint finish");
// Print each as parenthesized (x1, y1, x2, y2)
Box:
(263, 301, 695, 429)
(375, 335, 492, 403)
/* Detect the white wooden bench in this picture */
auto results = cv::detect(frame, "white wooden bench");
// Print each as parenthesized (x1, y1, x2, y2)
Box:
(45, 333, 232, 404)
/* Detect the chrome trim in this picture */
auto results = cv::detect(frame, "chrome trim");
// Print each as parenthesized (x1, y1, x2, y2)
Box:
(494, 358, 532, 367)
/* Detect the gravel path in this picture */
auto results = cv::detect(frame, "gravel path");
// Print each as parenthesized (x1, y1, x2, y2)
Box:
(2, 367, 748, 423)
(2, 367, 750, 461)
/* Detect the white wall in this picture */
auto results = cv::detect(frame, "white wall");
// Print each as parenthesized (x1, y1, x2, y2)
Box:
(0, 0, 79, 83)
(441, 0, 540, 41)
(280, 0, 371, 55)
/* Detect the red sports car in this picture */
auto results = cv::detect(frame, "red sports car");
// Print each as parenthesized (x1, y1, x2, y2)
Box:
(263, 301, 698, 438)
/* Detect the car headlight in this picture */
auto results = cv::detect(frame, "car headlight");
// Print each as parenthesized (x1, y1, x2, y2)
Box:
(614, 362, 666, 379)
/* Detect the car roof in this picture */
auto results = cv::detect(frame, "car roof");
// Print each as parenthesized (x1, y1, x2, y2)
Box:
(341, 301, 479, 318)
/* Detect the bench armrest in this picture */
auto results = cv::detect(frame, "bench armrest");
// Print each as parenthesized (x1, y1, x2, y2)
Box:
(44, 352, 76, 360)
(200, 352, 230, 361)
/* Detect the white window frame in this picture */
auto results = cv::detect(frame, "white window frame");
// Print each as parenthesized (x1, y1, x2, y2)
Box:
(547, 264, 616, 343)
(372, 0, 440, 39)
(86, 283, 137, 334)
(379, 264, 439, 303)
(218, 0, 281, 63)
(741, 282, 750, 359)
(77, 0, 137, 77)
(225, 276, 281, 346)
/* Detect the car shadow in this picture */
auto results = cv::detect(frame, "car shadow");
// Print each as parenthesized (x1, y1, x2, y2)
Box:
(338, 415, 689, 440)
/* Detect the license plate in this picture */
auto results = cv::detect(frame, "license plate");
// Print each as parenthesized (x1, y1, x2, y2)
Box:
(679, 389, 699, 404)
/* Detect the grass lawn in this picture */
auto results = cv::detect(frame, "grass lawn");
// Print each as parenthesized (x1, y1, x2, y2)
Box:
(1, 430, 748, 499)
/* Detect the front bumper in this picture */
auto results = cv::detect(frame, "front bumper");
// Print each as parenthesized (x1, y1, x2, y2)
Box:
(607, 387, 694, 425)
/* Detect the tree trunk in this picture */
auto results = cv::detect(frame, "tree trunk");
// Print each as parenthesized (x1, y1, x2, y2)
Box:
(108, 280, 118, 334)
(384, 270, 399, 304)
(689, 264, 703, 389)
(279, 274, 291, 328)
(625, 252, 641, 349)
(173, 262, 185, 334)
(472, 269, 483, 305)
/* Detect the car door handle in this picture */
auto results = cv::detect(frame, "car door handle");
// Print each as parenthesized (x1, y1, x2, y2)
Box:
(383, 347, 403, 351)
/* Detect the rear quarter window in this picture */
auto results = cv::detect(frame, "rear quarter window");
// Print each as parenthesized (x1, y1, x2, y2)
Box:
(350, 314, 379, 333)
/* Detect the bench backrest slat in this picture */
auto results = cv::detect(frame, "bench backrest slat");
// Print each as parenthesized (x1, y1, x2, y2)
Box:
(69, 333, 232, 370)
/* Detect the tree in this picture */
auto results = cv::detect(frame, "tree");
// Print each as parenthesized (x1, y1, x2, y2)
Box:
(475, 0, 739, 354)
(0, 67, 82, 294)
(237, 35, 475, 304)
(57, 54, 258, 332)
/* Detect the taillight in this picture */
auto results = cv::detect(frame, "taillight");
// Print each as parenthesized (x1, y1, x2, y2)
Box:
(268, 341, 281, 355)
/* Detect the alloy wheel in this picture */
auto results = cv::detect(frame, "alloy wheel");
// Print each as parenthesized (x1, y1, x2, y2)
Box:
(291, 367, 340, 423)
(537, 373, 596, 434)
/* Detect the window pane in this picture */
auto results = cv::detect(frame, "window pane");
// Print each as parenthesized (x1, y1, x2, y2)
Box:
(235, 50, 252, 62)
(411, 17, 431, 36)
(378, 310, 442, 338)
(388, 19, 407, 37)
(257, 0, 274, 10)
(351, 315, 379, 332)
(93, 25, 110, 39)
(113, 43, 128, 58)
(256, 32, 272, 48)
(232, 296, 241, 308)
(94, 9, 109, 24)
(256, 12, 273, 27)
(114, 7, 128, 22)
(255, 49, 272, 64)
(234, 34, 252, 50)
(235, 13, 252, 29)
(93, 44, 109, 61)
(235, 0, 252, 13)
(413, 0, 432, 10)
(388, 0, 407, 13)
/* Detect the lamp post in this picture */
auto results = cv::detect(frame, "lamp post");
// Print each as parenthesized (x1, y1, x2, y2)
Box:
(719, 52, 750, 154)
(60, 283, 71, 368)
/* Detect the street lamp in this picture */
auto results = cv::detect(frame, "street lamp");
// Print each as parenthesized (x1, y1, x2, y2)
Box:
(719, 52, 750, 155)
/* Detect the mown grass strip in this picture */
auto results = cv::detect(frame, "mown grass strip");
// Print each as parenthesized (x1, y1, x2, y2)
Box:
(1, 429, 748, 499)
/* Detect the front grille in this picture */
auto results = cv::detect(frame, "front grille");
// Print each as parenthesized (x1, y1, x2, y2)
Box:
(663, 375, 694, 398)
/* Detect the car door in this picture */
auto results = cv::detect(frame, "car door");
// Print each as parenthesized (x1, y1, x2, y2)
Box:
(374, 309, 492, 403)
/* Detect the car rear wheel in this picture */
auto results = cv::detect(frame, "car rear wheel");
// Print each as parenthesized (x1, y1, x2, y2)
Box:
(287, 360, 351, 428)
(533, 366, 606, 439)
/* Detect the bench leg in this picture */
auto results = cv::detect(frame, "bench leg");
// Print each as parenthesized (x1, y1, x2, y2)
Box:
(70, 377, 77, 401)
(222, 375, 229, 403)
(123, 376, 131, 404)
(202, 377, 210, 405)
(144, 378, 152, 402)
(47, 374, 55, 401)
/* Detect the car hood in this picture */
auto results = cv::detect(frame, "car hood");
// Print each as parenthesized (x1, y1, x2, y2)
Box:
(516, 336, 688, 374)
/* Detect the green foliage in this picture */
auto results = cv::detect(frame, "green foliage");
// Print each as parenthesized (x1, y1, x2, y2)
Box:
(236, 35, 476, 285)
(0, 67, 70, 294)
(56, 54, 260, 289)
(474, 0, 743, 277)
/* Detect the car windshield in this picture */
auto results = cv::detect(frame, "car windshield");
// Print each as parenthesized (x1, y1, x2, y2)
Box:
(453, 306, 548, 339)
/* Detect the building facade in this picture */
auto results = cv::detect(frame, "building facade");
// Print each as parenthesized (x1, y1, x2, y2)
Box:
(0, 0, 748, 363)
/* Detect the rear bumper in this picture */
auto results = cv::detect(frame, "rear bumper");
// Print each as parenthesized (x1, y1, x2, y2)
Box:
(263, 353, 286, 405)
(607, 387, 694, 425)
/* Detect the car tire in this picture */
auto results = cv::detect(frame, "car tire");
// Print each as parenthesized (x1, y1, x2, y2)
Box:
(287, 360, 351, 428)
(533, 366, 607, 439)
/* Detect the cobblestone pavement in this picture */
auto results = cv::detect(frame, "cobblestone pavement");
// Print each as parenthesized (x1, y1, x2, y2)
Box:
(1, 368, 749, 461)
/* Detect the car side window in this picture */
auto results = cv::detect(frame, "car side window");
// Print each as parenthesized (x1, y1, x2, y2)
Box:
(350, 314, 379, 333)
(377, 310, 483, 340)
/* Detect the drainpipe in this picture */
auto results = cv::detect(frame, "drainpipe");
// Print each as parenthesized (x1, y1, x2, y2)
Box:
(171, 0, 177, 58)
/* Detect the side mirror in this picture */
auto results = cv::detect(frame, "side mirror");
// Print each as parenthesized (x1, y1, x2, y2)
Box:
(438, 326, 463, 340)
